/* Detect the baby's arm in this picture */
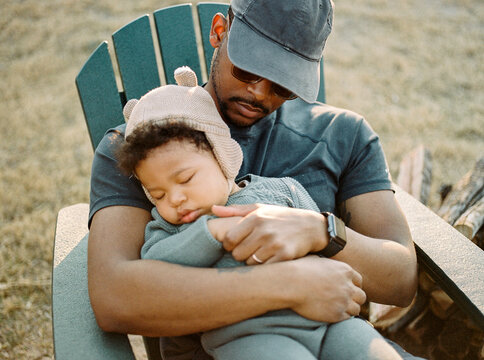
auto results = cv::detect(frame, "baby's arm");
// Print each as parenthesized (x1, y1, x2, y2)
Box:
(142, 211, 224, 267)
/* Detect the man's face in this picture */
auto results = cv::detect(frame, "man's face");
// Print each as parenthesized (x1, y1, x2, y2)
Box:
(207, 37, 286, 127)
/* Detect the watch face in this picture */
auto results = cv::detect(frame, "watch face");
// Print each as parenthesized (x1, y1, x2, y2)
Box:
(333, 215, 347, 240)
(317, 212, 347, 258)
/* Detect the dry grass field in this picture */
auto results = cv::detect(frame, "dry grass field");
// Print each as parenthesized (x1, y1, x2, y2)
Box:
(0, 0, 482, 358)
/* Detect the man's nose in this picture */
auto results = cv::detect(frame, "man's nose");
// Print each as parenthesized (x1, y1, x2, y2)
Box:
(246, 79, 273, 101)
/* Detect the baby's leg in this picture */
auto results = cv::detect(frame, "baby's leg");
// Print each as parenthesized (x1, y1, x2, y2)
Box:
(211, 333, 317, 360)
(319, 317, 404, 360)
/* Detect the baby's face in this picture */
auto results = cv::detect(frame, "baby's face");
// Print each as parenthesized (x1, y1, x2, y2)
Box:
(135, 140, 230, 225)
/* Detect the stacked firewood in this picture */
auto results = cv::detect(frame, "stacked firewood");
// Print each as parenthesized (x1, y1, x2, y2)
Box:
(369, 147, 484, 360)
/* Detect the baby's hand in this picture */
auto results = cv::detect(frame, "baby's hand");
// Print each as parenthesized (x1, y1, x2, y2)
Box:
(207, 216, 243, 242)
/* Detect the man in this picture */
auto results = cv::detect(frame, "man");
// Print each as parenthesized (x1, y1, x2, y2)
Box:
(88, 0, 419, 358)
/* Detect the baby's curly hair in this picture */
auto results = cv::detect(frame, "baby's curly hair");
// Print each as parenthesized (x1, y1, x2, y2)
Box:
(116, 121, 212, 176)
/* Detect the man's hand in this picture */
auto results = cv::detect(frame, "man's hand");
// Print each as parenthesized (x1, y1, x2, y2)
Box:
(207, 216, 243, 241)
(211, 204, 328, 265)
(288, 256, 366, 322)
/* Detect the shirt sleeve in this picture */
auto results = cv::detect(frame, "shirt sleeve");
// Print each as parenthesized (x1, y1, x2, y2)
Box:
(336, 118, 393, 204)
(88, 126, 152, 227)
(142, 210, 224, 267)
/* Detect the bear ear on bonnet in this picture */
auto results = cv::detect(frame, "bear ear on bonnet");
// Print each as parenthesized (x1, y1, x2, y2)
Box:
(123, 99, 138, 123)
(174, 66, 198, 87)
(122, 66, 197, 123)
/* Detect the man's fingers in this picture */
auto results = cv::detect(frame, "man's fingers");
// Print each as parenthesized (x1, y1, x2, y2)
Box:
(354, 287, 367, 306)
(222, 219, 256, 252)
(352, 269, 363, 288)
(350, 270, 366, 305)
(346, 301, 362, 317)
(211, 204, 258, 217)
(244, 244, 277, 265)
(262, 255, 279, 265)
(246, 252, 265, 265)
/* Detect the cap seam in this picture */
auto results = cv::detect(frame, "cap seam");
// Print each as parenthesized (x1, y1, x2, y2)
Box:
(234, 17, 320, 62)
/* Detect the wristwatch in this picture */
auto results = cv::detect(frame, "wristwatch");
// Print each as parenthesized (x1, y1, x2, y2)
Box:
(315, 212, 347, 258)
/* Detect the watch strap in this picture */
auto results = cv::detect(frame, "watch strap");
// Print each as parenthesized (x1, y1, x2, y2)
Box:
(315, 212, 347, 258)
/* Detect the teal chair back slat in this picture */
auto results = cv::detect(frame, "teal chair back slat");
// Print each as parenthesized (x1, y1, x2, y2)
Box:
(154, 4, 202, 84)
(112, 15, 161, 101)
(197, 3, 229, 76)
(75, 41, 124, 149)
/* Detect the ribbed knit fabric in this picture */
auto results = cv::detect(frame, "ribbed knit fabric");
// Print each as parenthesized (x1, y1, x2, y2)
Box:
(124, 66, 243, 186)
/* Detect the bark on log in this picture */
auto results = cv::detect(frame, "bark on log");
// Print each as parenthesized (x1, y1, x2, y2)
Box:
(473, 226, 484, 250)
(437, 157, 484, 225)
(396, 145, 432, 205)
(418, 270, 438, 293)
(429, 289, 455, 319)
(453, 196, 484, 241)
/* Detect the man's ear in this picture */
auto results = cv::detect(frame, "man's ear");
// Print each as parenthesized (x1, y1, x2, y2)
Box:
(209, 13, 228, 48)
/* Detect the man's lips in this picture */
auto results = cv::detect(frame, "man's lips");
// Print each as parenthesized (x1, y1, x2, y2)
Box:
(235, 101, 267, 119)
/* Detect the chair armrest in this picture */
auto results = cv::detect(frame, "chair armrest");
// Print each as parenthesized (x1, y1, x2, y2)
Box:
(394, 185, 484, 330)
(52, 203, 136, 359)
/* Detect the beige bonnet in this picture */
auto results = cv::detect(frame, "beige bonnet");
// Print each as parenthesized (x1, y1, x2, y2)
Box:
(123, 67, 243, 203)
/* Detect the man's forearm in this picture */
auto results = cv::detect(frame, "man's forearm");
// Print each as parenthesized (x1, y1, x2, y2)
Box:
(334, 191, 418, 306)
(91, 256, 369, 336)
(91, 258, 294, 336)
(333, 228, 417, 307)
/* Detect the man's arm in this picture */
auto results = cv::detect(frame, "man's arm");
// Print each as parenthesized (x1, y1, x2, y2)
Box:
(88, 205, 366, 337)
(213, 190, 418, 307)
(334, 190, 418, 307)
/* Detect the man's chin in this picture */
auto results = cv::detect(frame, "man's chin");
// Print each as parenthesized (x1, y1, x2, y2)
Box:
(217, 98, 266, 127)
(223, 108, 264, 128)
(227, 116, 261, 128)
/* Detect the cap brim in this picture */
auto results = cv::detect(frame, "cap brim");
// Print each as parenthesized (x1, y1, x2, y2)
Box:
(227, 18, 320, 103)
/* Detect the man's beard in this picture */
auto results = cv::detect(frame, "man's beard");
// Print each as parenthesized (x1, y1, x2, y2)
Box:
(210, 47, 269, 128)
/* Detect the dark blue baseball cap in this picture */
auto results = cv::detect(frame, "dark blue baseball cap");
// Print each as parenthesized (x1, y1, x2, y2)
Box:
(227, 0, 334, 103)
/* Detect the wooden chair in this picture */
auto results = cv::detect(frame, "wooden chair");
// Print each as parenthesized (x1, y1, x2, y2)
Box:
(52, 2, 483, 359)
